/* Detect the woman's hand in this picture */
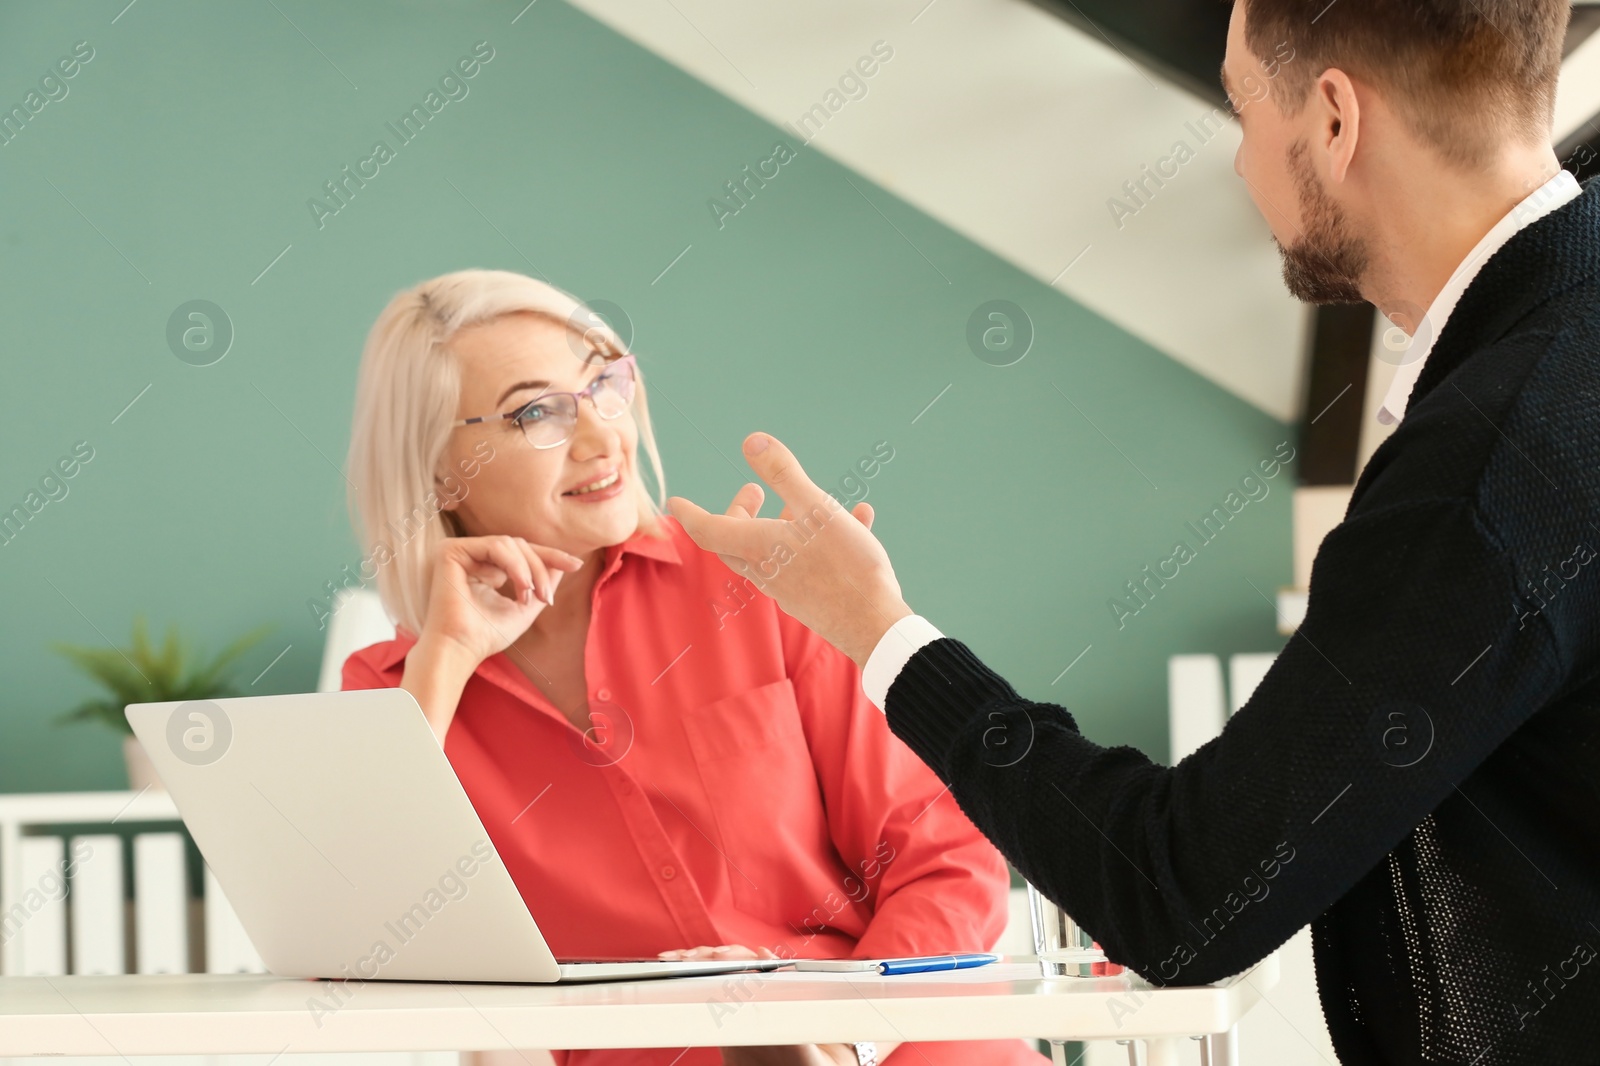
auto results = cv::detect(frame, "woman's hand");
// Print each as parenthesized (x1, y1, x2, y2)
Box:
(720, 1045, 856, 1066)
(658, 947, 893, 1066)
(658, 944, 777, 962)
(402, 535, 583, 742)
(419, 534, 583, 664)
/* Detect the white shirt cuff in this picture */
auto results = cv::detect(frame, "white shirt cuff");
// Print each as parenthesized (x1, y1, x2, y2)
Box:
(861, 615, 945, 711)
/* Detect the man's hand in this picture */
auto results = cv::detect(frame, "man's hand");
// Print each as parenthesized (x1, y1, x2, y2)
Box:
(668, 433, 913, 669)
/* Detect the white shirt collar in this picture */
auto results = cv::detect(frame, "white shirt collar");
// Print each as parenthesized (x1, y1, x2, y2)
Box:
(1376, 169, 1582, 426)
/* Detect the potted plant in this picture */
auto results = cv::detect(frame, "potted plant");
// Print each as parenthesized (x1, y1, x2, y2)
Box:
(54, 617, 271, 790)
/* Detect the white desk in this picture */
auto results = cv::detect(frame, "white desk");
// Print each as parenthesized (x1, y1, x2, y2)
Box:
(0, 957, 1278, 1065)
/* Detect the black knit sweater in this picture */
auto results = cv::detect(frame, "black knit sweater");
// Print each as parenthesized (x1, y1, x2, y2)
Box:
(884, 182, 1600, 1065)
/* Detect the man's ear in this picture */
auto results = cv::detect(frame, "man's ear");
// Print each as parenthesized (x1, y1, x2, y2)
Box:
(1318, 68, 1361, 184)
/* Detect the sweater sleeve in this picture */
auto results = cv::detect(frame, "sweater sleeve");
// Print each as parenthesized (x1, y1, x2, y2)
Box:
(884, 496, 1572, 985)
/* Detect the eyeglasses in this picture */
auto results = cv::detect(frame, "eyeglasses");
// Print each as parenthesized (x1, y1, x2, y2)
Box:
(454, 354, 637, 450)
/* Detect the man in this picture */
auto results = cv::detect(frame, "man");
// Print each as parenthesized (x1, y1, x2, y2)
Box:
(668, 0, 1600, 1062)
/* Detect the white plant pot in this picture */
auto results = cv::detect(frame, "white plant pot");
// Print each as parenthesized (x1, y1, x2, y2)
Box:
(122, 734, 165, 792)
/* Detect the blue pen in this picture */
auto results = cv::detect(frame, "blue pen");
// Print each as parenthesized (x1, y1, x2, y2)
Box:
(876, 953, 999, 976)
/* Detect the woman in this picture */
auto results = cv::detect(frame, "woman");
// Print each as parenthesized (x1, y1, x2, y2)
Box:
(339, 269, 1047, 1066)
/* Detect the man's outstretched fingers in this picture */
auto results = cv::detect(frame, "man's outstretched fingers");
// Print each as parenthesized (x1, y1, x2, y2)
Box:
(668, 495, 768, 559)
(742, 433, 829, 510)
(726, 482, 764, 519)
(667, 496, 714, 538)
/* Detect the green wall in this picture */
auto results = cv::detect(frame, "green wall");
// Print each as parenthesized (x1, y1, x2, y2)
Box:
(0, 0, 1291, 792)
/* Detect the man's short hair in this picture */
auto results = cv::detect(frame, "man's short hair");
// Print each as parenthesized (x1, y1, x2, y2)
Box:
(1244, 0, 1569, 167)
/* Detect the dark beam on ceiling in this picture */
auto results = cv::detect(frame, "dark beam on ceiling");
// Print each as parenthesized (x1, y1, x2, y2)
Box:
(1299, 304, 1374, 485)
(1028, 2, 1600, 114)
(1566, 5, 1600, 56)
(1025, 0, 1231, 108)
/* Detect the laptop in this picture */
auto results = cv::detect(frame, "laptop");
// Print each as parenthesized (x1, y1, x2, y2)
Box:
(125, 688, 790, 984)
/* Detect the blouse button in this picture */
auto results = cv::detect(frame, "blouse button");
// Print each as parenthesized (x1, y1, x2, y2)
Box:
(596, 687, 613, 702)
(660, 865, 676, 880)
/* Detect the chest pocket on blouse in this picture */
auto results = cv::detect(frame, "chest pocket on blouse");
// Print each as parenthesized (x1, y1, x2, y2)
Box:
(679, 678, 833, 915)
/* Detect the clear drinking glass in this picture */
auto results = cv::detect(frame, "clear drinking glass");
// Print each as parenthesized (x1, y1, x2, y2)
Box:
(1026, 881, 1107, 978)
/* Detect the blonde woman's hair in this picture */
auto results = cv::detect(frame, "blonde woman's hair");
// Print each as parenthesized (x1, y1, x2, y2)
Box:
(345, 269, 667, 637)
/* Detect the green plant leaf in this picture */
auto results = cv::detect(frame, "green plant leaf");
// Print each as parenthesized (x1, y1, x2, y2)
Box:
(49, 643, 154, 703)
(55, 700, 127, 729)
(53, 620, 275, 734)
(182, 623, 272, 696)
(154, 621, 186, 693)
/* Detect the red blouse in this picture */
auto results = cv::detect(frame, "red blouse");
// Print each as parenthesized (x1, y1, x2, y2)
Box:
(343, 518, 1045, 1065)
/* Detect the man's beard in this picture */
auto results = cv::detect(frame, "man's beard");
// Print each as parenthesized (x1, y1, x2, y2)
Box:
(1276, 139, 1368, 304)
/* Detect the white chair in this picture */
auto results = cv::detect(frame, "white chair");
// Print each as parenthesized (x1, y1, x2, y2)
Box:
(315, 587, 398, 692)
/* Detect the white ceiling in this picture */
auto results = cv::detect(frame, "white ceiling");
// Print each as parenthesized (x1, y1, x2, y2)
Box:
(570, 0, 1600, 426)
(570, 0, 1310, 420)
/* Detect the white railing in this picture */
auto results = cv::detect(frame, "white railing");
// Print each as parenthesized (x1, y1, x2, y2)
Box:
(1, 589, 398, 979)
(0, 790, 464, 1066)
(0, 789, 265, 978)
